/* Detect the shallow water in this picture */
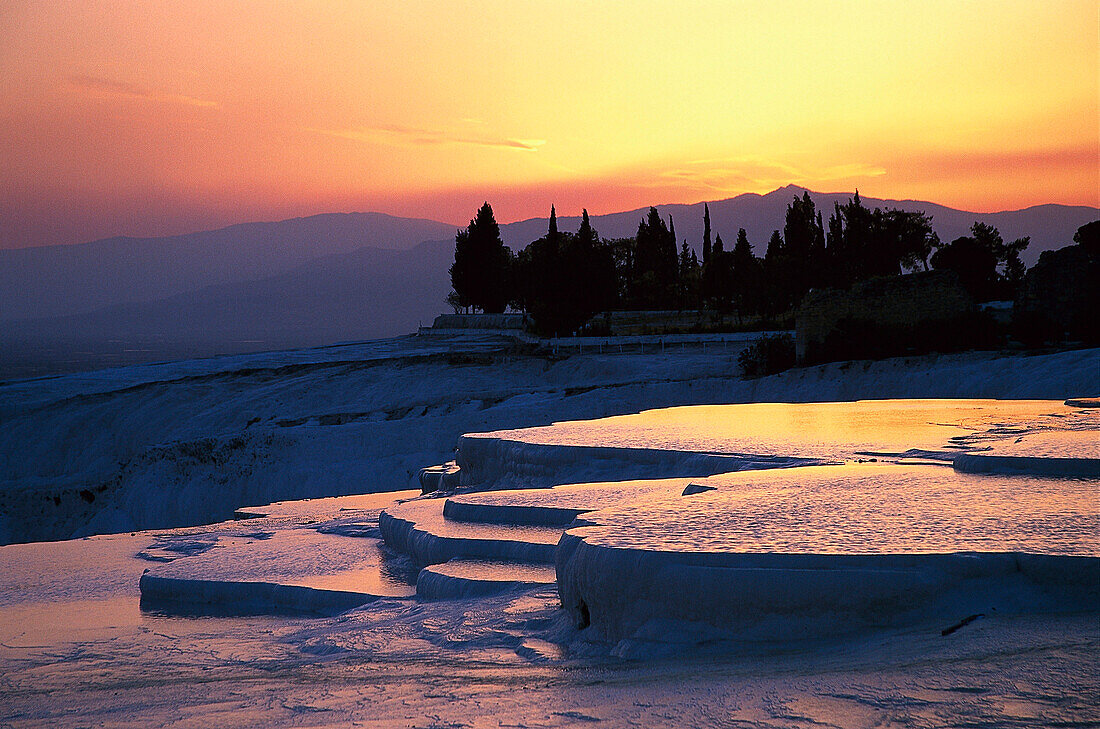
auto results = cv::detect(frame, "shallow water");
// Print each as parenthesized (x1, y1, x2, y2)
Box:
(2, 393, 1098, 727)
(426, 560, 557, 583)
(573, 462, 1100, 556)
(474, 399, 1098, 460)
(462, 400, 1098, 557)
(388, 498, 564, 544)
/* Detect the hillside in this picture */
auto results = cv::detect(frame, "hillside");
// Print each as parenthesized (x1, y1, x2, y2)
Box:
(3, 187, 1094, 376)
(0, 212, 456, 322)
(0, 240, 454, 376)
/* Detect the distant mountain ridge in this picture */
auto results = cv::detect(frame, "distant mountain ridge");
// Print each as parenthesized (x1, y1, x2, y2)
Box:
(3, 239, 452, 347)
(2, 187, 1095, 376)
(500, 185, 1097, 268)
(0, 212, 455, 321)
(0, 240, 456, 377)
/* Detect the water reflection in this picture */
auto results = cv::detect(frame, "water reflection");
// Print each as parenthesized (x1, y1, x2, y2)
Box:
(576, 463, 1099, 556)
(478, 400, 1098, 461)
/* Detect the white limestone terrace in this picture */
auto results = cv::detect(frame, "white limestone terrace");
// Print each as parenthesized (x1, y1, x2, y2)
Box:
(374, 398, 1100, 648)
(379, 497, 563, 567)
(443, 478, 694, 526)
(233, 490, 419, 521)
(565, 463, 1098, 557)
(954, 429, 1100, 477)
(416, 560, 556, 600)
(6, 337, 1095, 546)
(139, 484, 568, 611)
(140, 398, 1096, 626)
(137, 490, 422, 614)
(6, 345, 1100, 725)
(0, 331, 516, 410)
(456, 399, 1099, 489)
(139, 528, 416, 615)
(556, 462, 1099, 644)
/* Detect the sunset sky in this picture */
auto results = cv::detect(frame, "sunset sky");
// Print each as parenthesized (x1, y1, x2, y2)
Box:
(1, 0, 1096, 248)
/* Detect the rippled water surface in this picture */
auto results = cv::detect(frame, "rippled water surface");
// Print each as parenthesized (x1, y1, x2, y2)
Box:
(476, 399, 1099, 460)
(469, 400, 1098, 557)
(573, 463, 1099, 556)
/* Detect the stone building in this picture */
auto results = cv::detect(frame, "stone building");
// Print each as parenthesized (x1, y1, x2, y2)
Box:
(795, 271, 975, 365)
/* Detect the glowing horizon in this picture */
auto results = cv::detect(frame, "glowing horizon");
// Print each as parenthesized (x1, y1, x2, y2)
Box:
(1, 0, 1096, 248)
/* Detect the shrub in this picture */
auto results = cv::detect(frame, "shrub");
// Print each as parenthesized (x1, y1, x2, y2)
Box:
(738, 333, 796, 377)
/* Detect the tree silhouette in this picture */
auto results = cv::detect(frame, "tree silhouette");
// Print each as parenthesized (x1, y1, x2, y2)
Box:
(634, 207, 678, 308)
(930, 221, 1029, 300)
(1074, 220, 1100, 255)
(576, 208, 596, 246)
(708, 233, 734, 314)
(679, 240, 701, 308)
(875, 208, 938, 274)
(514, 207, 615, 334)
(607, 237, 635, 305)
(452, 194, 1058, 337)
(762, 230, 787, 315)
(512, 208, 564, 328)
(1001, 236, 1029, 297)
(824, 194, 938, 286)
(930, 223, 1001, 301)
(730, 228, 763, 321)
(572, 208, 616, 321)
(449, 227, 474, 313)
(450, 202, 511, 313)
(825, 193, 873, 286)
(702, 202, 712, 266)
(782, 191, 825, 295)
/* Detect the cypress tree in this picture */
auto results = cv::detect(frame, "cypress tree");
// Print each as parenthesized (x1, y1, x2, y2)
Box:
(635, 207, 675, 308)
(451, 202, 511, 314)
(703, 202, 712, 265)
(577, 208, 595, 245)
(763, 229, 788, 315)
(731, 228, 761, 320)
(782, 192, 825, 299)
(711, 232, 733, 314)
(576, 208, 616, 316)
(664, 215, 679, 301)
(450, 228, 473, 313)
(732, 228, 753, 267)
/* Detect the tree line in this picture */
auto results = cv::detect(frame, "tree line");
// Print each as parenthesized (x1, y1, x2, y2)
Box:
(449, 193, 1032, 336)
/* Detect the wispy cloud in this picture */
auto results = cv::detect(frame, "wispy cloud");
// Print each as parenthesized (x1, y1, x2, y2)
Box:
(881, 146, 1098, 183)
(309, 124, 545, 152)
(66, 74, 218, 108)
(643, 157, 885, 193)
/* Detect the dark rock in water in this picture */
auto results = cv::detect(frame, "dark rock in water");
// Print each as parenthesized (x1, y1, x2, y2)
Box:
(682, 482, 717, 496)
(317, 521, 380, 539)
(1065, 397, 1100, 408)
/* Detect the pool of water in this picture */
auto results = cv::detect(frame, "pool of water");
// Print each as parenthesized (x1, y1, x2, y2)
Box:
(570, 462, 1099, 556)
(426, 560, 556, 583)
(145, 528, 417, 597)
(472, 400, 1098, 461)
(447, 478, 692, 515)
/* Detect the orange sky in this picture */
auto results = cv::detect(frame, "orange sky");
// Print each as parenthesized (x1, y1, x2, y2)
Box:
(1, 0, 1096, 248)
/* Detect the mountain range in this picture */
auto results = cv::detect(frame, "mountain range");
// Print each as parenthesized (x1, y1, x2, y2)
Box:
(2, 186, 1095, 377)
